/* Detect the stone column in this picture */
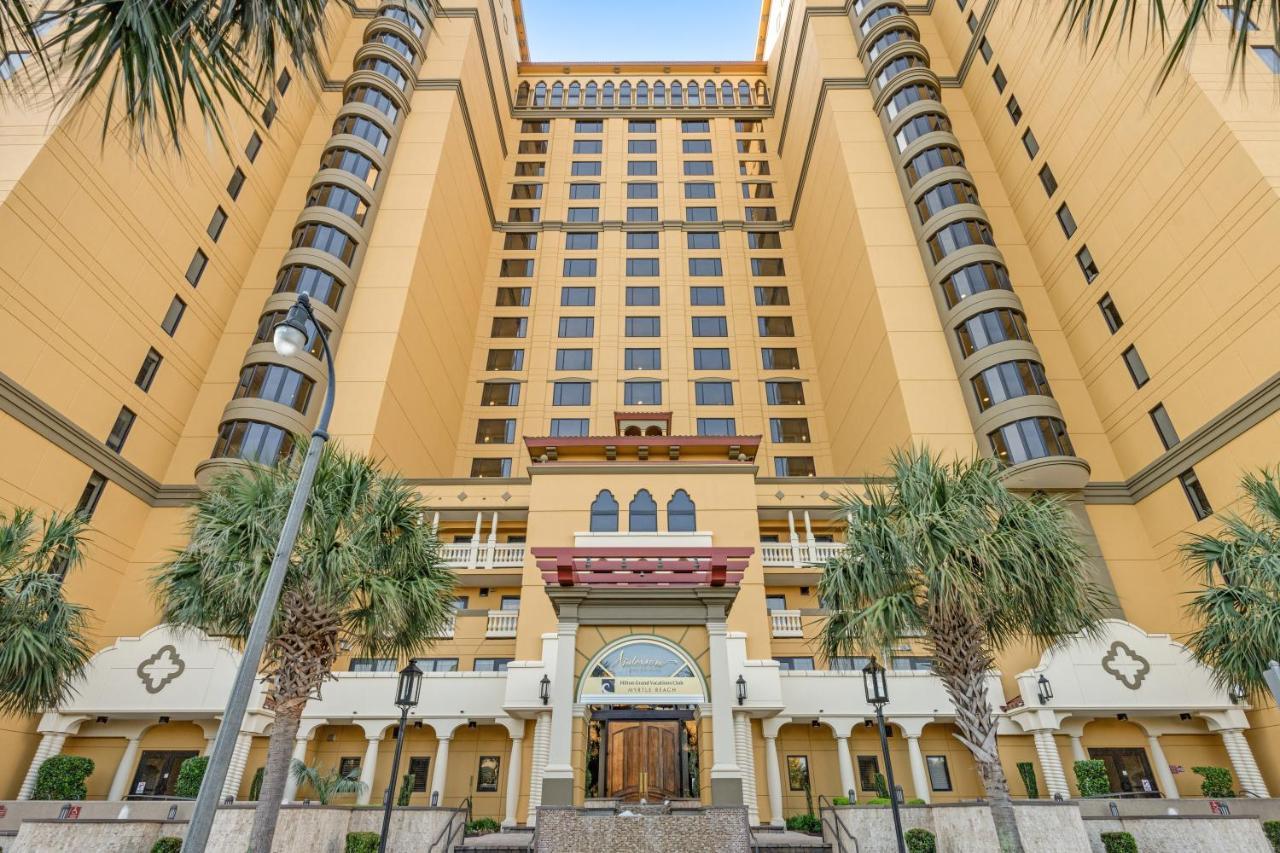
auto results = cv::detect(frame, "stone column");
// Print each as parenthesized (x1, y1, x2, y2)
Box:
(733, 712, 760, 825)
(1145, 734, 1179, 799)
(803, 511, 817, 562)
(542, 621, 579, 805)
(1220, 729, 1270, 797)
(905, 735, 931, 804)
(484, 512, 499, 570)
(356, 734, 382, 806)
(221, 732, 253, 801)
(1068, 734, 1087, 765)
(834, 733, 857, 802)
(107, 737, 143, 801)
(527, 711, 551, 826)
(18, 733, 66, 800)
(707, 620, 743, 805)
(430, 736, 452, 806)
(468, 512, 483, 570)
(282, 737, 311, 803)
(502, 733, 524, 828)
(1031, 730, 1069, 799)
(203, 737, 215, 756)
(763, 734, 784, 827)
(786, 511, 801, 568)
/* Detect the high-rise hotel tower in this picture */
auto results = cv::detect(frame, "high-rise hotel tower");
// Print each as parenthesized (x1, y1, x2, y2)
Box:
(2, 0, 1280, 826)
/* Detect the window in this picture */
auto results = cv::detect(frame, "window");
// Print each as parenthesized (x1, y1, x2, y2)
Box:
(740, 160, 771, 176)
(692, 317, 728, 337)
(550, 418, 590, 437)
(927, 220, 995, 261)
(687, 233, 720, 249)
(627, 232, 659, 249)
(561, 286, 596, 306)
(518, 140, 549, 156)
(567, 207, 599, 223)
(748, 232, 782, 250)
(486, 349, 524, 371)
(321, 147, 380, 188)
(481, 382, 520, 406)
(415, 658, 460, 672)
(736, 139, 766, 154)
(628, 161, 658, 176)
(683, 139, 712, 154)
(629, 120, 656, 133)
(339, 757, 362, 778)
(475, 658, 513, 673)
(161, 296, 186, 336)
(626, 286, 660, 306)
(500, 259, 533, 278)
(345, 85, 397, 121)
(74, 472, 108, 521)
(291, 223, 356, 264)
(629, 489, 658, 532)
(1254, 46, 1280, 72)
(745, 206, 777, 222)
(212, 420, 294, 464)
(940, 261, 1012, 307)
(762, 348, 800, 369)
(349, 658, 396, 672)
(555, 348, 593, 371)
(735, 120, 764, 133)
(625, 348, 661, 370)
(766, 381, 805, 405)
(565, 232, 597, 250)
(471, 458, 512, 478)
(770, 418, 811, 443)
(496, 286, 531, 305)
(254, 310, 326, 358)
(831, 656, 871, 671)
(558, 317, 594, 338)
(627, 139, 657, 155)
(1149, 404, 1179, 450)
(134, 348, 163, 392)
(1076, 245, 1099, 282)
(697, 418, 737, 436)
(757, 316, 795, 336)
(686, 206, 718, 222)
(979, 37, 993, 62)
(1038, 164, 1058, 196)
(967, 11, 978, 30)
(667, 490, 697, 531)
(407, 757, 430, 792)
(684, 182, 716, 199)
(988, 417, 1074, 464)
(562, 259, 597, 277)
(1098, 293, 1123, 333)
(695, 381, 734, 405)
(105, 407, 135, 452)
(511, 183, 542, 200)
(1006, 95, 1022, 124)
(521, 120, 549, 133)
(207, 207, 227, 240)
(260, 98, 278, 128)
(625, 316, 661, 336)
(774, 457, 816, 476)
(904, 146, 964, 185)
(333, 114, 389, 154)
(857, 755, 882, 792)
(234, 363, 315, 412)
(476, 419, 516, 444)
(693, 348, 730, 370)
(742, 182, 774, 199)
(245, 132, 262, 161)
(775, 657, 815, 672)
(1122, 345, 1150, 388)
(573, 140, 603, 154)
(628, 206, 659, 222)
(1056, 203, 1077, 237)
(576, 119, 603, 133)
(490, 317, 527, 338)
(683, 120, 710, 133)
(624, 381, 662, 405)
(689, 286, 724, 305)
(307, 184, 370, 225)
(972, 361, 1052, 411)
(515, 162, 545, 176)
(927, 756, 953, 791)
(626, 258, 660, 276)
(892, 656, 934, 672)
(685, 161, 715, 176)
(885, 82, 939, 121)
(765, 595, 787, 611)
(1021, 128, 1039, 158)
(751, 258, 785, 276)
(553, 381, 591, 405)
(1220, 6, 1259, 30)
(504, 233, 538, 252)
(0, 51, 29, 81)
(689, 258, 723, 277)
(1180, 469, 1213, 520)
(895, 113, 952, 153)
(185, 250, 208, 286)
(590, 490, 619, 531)
(915, 180, 979, 222)
(572, 161, 602, 176)
(956, 308, 1030, 356)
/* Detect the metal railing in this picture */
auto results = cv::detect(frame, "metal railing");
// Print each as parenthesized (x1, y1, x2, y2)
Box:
(426, 803, 469, 853)
(818, 795, 860, 853)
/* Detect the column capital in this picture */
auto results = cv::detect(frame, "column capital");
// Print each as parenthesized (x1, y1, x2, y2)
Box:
(761, 715, 790, 739)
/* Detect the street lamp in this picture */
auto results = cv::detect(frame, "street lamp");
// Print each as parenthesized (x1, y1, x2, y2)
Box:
(862, 657, 906, 853)
(184, 292, 336, 852)
(379, 662, 423, 853)
(1037, 675, 1054, 705)
(736, 674, 748, 706)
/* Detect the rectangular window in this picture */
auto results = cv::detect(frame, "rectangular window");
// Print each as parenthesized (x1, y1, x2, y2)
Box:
(1122, 345, 1150, 388)
(571, 161, 602, 176)
(736, 139, 766, 154)
(1254, 46, 1280, 72)
(475, 658, 514, 672)
(185, 250, 208, 286)
(244, 132, 262, 162)
(567, 207, 599, 223)
(992, 65, 1008, 92)
(627, 206, 659, 222)
(691, 317, 728, 337)
(770, 418, 811, 443)
(207, 207, 228, 241)
(735, 120, 763, 132)
(624, 381, 662, 405)
(688, 258, 723, 276)
(511, 183, 543, 199)
(515, 161, 545, 176)
(486, 349, 524, 371)
(687, 233, 720, 249)
(697, 418, 737, 436)
(480, 382, 520, 406)
(689, 286, 725, 305)
(627, 232, 659, 249)
(748, 232, 782, 250)
(626, 258, 660, 276)
(518, 140, 548, 154)
(161, 296, 186, 336)
(775, 657, 815, 672)
(73, 472, 107, 521)
(573, 139, 603, 154)
(1098, 293, 1123, 333)
(558, 317, 595, 338)
(575, 119, 603, 133)
(625, 348, 661, 370)
(408, 757, 430, 792)
(521, 120, 549, 133)
(927, 756, 953, 791)
(496, 286, 531, 306)
(549, 418, 590, 437)
(568, 183, 600, 199)
(745, 206, 777, 222)
(555, 348, 593, 371)
(762, 348, 800, 369)
(339, 757, 362, 778)
(682, 120, 711, 133)
(1056, 203, 1077, 237)
(751, 258, 785, 276)
(227, 165, 246, 197)
(261, 99, 277, 127)
(684, 161, 714, 176)
(766, 381, 806, 405)
(979, 37, 993, 62)
(693, 348, 730, 370)
(415, 658, 460, 672)
(565, 232, 598, 250)
(490, 317, 527, 338)
(1039, 164, 1058, 196)
(626, 286, 660, 306)
(628, 182, 659, 199)
(552, 382, 591, 406)
(765, 595, 787, 610)
(504, 233, 537, 251)
(499, 259, 534, 278)
(1150, 404, 1179, 450)
(1021, 128, 1039, 158)
(754, 286, 790, 305)
(105, 407, 136, 452)
(686, 206, 718, 222)
(695, 381, 734, 405)
(629, 120, 656, 133)
(1076, 245, 1099, 282)
(475, 419, 516, 444)
(684, 182, 716, 199)
(560, 284, 596, 304)
(135, 348, 163, 391)
(470, 458, 512, 478)
(967, 11, 978, 30)
(562, 259, 597, 278)
(625, 316, 661, 336)
(348, 657, 397, 672)
(628, 161, 658, 176)
(682, 139, 712, 154)
(627, 139, 657, 154)
(1006, 95, 1022, 124)
(1180, 469, 1213, 520)
(740, 160, 771, 175)
(858, 756, 881, 792)
(774, 456, 816, 476)
(758, 316, 795, 336)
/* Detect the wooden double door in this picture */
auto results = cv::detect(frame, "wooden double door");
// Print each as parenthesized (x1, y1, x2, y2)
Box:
(606, 719, 683, 801)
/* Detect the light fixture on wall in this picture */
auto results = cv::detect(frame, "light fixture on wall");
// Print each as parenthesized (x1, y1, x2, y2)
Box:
(736, 675, 747, 706)
(1036, 675, 1053, 705)
(1179, 713, 1192, 721)
(1229, 684, 1246, 704)
(1116, 713, 1128, 721)
(540, 674, 551, 706)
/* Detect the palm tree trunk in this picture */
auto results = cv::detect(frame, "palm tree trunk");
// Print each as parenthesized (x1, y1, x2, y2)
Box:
(929, 609, 1024, 853)
(250, 700, 303, 853)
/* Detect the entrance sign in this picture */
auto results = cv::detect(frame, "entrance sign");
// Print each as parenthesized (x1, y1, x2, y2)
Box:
(581, 639, 705, 703)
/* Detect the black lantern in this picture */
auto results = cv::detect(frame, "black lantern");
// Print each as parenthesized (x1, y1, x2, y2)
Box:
(862, 657, 889, 706)
(540, 674, 551, 705)
(396, 661, 424, 710)
(1229, 683, 1246, 704)
(736, 674, 748, 705)
(1036, 674, 1053, 705)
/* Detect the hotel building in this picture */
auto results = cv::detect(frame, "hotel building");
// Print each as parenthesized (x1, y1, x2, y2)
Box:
(2, 0, 1280, 827)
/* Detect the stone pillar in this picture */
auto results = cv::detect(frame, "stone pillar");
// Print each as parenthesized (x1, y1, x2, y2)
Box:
(707, 621, 743, 805)
(543, 622, 579, 805)
(203, 737, 215, 756)
(527, 711, 551, 826)
(763, 733, 785, 827)
(1068, 734, 1087, 765)
(282, 737, 311, 803)
(786, 511, 801, 568)
(107, 737, 143, 801)
(733, 712, 760, 825)
(430, 736, 452, 805)
(484, 512, 499, 570)
(1145, 734, 1179, 799)
(1031, 730, 1069, 799)
(1220, 729, 1270, 797)
(502, 733, 524, 828)
(221, 732, 253, 801)
(18, 733, 66, 800)
(905, 735, 931, 804)
(468, 512, 483, 570)
(356, 734, 381, 805)
(835, 733, 857, 802)
(803, 511, 817, 562)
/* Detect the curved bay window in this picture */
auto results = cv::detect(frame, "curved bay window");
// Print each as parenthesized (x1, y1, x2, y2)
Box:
(895, 112, 951, 153)
(345, 84, 399, 122)
(861, 5, 907, 35)
(291, 222, 358, 265)
(629, 489, 658, 532)
(233, 363, 315, 412)
(915, 179, 978, 222)
(356, 57, 408, 90)
(867, 28, 911, 61)
(903, 144, 964, 186)
(332, 115, 390, 154)
(667, 490, 696, 532)
(875, 55, 925, 90)
(305, 183, 371, 225)
(379, 5, 424, 37)
(884, 81, 939, 120)
(988, 417, 1074, 464)
(254, 310, 327, 358)
(212, 419, 294, 465)
(972, 360, 1052, 411)
(955, 308, 1030, 356)
(274, 265, 343, 310)
(926, 219, 995, 262)
(590, 490, 619, 532)
(320, 147, 381, 188)
(939, 261, 1012, 308)
(373, 31, 416, 62)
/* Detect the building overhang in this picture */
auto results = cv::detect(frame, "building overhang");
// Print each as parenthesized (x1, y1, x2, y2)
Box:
(524, 434, 761, 464)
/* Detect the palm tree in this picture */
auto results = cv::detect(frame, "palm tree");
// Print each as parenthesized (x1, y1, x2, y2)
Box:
(817, 448, 1110, 853)
(290, 759, 367, 804)
(153, 442, 455, 853)
(0, 507, 93, 716)
(1182, 468, 1280, 702)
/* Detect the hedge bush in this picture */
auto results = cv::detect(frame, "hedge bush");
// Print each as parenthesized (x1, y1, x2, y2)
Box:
(345, 832, 380, 853)
(31, 755, 95, 800)
(1191, 765, 1235, 798)
(831, 796, 851, 805)
(785, 813, 822, 833)
(248, 766, 265, 802)
(905, 828, 937, 853)
(1073, 759, 1111, 797)
(1263, 819, 1280, 852)
(1017, 761, 1039, 799)
(149, 838, 183, 853)
(174, 756, 208, 799)
(861, 797, 925, 806)
(467, 817, 501, 835)
(1100, 831, 1138, 853)
(873, 772, 889, 799)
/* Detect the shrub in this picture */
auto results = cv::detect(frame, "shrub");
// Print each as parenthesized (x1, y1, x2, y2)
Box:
(31, 755, 94, 800)
(1263, 820, 1280, 852)
(1017, 761, 1039, 799)
(1191, 765, 1235, 798)
(467, 817, 501, 836)
(785, 813, 822, 833)
(150, 839, 183, 853)
(174, 755, 208, 799)
(1100, 831, 1138, 853)
(248, 766, 265, 802)
(864, 797, 890, 805)
(905, 828, 937, 853)
(831, 796, 850, 806)
(1073, 759, 1111, 797)
(906, 798, 925, 805)
(396, 773, 413, 807)
(345, 832, 380, 853)
(873, 772, 889, 799)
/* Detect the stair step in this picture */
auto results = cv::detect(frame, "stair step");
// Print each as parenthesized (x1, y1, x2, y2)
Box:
(754, 846, 832, 853)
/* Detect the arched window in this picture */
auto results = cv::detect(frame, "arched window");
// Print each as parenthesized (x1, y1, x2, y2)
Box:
(629, 489, 658, 532)
(603, 81, 615, 105)
(516, 82, 530, 106)
(624, 425, 642, 436)
(585, 81, 598, 106)
(671, 81, 683, 105)
(721, 81, 734, 103)
(567, 81, 580, 106)
(653, 81, 666, 105)
(619, 81, 632, 105)
(755, 80, 768, 105)
(636, 81, 649, 105)
(550, 82, 564, 106)
(590, 490, 619, 532)
(667, 490, 696, 532)
(644, 425, 663, 436)
(533, 82, 547, 106)
(704, 80, 717, 105)
(738, 81, 751, 104)
(687, 80, 700, 105)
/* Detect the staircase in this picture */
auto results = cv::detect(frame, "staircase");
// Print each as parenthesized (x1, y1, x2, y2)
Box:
(453, 829, 533, 852)
(751, 829, 832, 853)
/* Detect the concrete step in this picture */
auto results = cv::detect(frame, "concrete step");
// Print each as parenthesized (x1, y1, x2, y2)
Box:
(751, 829, 831, 853)
(453, 829, 533, 853)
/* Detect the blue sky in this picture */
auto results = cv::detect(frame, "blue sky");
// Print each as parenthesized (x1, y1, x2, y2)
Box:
(521, 0, 761, 62)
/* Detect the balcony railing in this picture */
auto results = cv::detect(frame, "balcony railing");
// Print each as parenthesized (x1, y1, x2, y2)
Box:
(486, 610, 518, 638)
(439, 541, 525, 570)
(435, 614, 455, 639)
(770, 609, 804, 637)
(760, 541, 844, 568)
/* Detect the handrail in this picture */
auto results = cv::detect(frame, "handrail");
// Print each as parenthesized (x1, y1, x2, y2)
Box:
(818, 795, 860, 853)
(426, 805, 468, 853)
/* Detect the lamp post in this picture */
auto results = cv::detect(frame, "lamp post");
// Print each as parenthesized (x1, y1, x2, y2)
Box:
(379, 662, 423, 853)
(184, 292, 335, 852)
(863, 657, 906, 853)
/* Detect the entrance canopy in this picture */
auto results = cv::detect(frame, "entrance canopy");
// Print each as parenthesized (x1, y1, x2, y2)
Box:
(579, 637, 707, 704)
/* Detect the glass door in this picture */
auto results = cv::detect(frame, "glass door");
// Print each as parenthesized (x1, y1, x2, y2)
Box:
(1089, 747, 1160, 798)
(128, 750, 199, 798)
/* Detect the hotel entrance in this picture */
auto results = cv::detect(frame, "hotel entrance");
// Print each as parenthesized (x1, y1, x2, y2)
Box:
(587, 708, 699, 800)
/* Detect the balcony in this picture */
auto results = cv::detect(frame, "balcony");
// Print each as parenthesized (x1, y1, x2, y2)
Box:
(486, 610, 518, 638)
(434, 614, 455, 639)
(439, 541, 525, 570)
(770, 609, 804, 637)
(760, 541, 844, 567)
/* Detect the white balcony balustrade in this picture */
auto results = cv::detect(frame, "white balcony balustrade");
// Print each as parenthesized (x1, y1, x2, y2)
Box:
(760, 541, 844, 567)
(486, 610, 519, 638)
(438, 541, 525, 569)
(435, 613, 455, 639)
(770, 609, 804, 637)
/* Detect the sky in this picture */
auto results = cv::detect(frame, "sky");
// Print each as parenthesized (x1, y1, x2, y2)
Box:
(520, 0, 761, 62)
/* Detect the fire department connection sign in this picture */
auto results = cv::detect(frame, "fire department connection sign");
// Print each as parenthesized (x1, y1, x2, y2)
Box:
(581, 640, 705, 704)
